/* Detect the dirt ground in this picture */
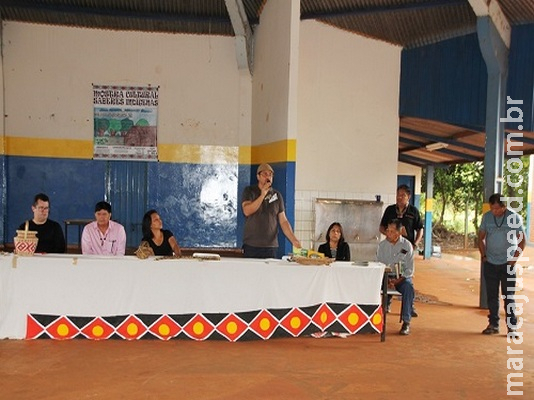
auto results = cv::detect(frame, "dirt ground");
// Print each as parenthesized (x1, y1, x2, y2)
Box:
(1, 248, 533, 400)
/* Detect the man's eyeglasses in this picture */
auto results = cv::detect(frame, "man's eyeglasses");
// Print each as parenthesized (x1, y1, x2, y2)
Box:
(36, 206, 50, 211)
(260, 172, 273, 177)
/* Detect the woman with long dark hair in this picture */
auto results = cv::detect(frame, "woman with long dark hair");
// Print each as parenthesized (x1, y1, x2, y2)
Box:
(141, 209, 182, 257)
(318, 222, 351, 261)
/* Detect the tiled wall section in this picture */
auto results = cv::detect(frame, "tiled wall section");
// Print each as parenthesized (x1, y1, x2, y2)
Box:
(294, 190, 395, 251)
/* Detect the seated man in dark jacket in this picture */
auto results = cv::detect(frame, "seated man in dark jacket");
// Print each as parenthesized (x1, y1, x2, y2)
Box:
(18, 193, 65, 253)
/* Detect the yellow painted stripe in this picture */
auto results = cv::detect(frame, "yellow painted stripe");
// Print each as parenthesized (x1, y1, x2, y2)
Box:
(425, 198, 433, 211)
(7, 137, 93, 159)
(251, 139, 297, 164)
(239, 146, 251, 164)
(158, 144, 239, 164)
(5, 136, 296, 165)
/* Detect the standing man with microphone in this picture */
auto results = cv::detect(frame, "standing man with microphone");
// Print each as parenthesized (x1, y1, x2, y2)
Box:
(241, 163, 301, 258)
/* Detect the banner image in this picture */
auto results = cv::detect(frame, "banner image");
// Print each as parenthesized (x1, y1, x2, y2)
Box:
(93, 85, 159, 161)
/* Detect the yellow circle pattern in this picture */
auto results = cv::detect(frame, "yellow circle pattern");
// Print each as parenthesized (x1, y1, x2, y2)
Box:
(57, 324, 69, 337)
(320, 311, 327, 324)
(92, 325, 104, 337)
(193, 321, 204, 335)
(372, 313, 382, 325)
(348, 312, 359, 326)
(260, 318, 270, 331)
(127, 323, 138, 336)
(290, 316, 301, 329)
(159, 324, 170, 336)
(226, 321, 237, 335)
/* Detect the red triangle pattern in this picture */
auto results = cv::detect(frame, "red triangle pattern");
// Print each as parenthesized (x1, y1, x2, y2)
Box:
(337, 304, 368, 334)
(116, 315, 148, 340)
(149, 315, 182, 340)
(26, 314, 46, 339)
(45, 316, 79, 340)
(25, 303, 380, 341)
(182, 314, 215, 341)
(249, 309, 278, 339)
(279, 308, 311, 337)
(370, 306, 384, 333)
(81, 317, 115, 340)
(215, 313, 248, 342)
(311, 303, 337, 330)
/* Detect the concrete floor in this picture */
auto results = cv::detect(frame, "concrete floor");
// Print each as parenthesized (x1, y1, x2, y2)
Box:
(1, 250, 533, 399)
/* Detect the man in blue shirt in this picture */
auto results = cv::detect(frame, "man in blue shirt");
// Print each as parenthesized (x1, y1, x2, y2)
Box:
(478, 193, 525, 336)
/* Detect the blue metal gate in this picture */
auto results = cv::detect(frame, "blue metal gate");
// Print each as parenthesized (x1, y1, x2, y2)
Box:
(105, 161, 148, 248)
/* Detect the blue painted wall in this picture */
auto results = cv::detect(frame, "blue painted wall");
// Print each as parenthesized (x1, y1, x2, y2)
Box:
(507, 24, 534, 132)
(400, 24, 534, 132)
(0, 155, 5, 245)
(5, 156, 240, 249)
(400, 33, 487, 129)
(3, 155, 298, 255)
(145, 161, 239, 248)
(6, 157, 106, 245)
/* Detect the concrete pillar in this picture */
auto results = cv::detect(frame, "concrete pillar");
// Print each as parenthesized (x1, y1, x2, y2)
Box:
(477, 16, 509, 308)
(424, 165, 434, 259)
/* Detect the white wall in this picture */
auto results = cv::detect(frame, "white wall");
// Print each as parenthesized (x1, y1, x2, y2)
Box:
(251, 0, 300, 144)
(2, 22, 243, 146)
(295, 21, 402, 249)
(0, 24, 4, 142)
(297, 21, 401, 193)
(398, 162, 423, 195)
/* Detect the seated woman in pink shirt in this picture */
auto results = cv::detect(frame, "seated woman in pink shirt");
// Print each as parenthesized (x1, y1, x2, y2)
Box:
(81, 201, 126, 256)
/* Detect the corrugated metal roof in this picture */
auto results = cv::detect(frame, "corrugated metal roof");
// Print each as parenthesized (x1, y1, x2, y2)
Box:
(0, 0, 236, 36)
(300, 0, 476, 48)
(500, 0, 534, 25)
(1, 1, 533, 46)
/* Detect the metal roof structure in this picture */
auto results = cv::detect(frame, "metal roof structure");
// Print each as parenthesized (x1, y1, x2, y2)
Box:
(2, 0, 533, 48)
(399, 116, 534, 168)
(1, 0, 534, 166)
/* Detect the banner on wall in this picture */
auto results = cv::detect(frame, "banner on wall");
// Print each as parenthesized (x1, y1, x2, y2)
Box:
(93, 84, 159, 161)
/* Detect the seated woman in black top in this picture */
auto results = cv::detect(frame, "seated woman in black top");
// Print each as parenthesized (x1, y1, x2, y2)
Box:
(318, 222, 351, 261)
(141, 210, 182, 257)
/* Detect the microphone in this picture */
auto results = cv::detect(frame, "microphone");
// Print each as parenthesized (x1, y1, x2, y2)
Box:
(265, 180, 273, 201)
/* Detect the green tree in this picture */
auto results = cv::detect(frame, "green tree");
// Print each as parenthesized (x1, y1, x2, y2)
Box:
(503, 155, 529, 222)
(423, 156, 529, 234)
(423, 162, 484, 230)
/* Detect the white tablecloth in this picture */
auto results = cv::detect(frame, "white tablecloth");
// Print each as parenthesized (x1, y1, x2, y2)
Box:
(0, 254, 385, 339)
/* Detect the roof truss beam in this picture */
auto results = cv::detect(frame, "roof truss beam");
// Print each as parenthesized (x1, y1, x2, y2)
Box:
(469, 0, 511, 48)
(400, 127, 485, 153)
(399, 137, 480, 161)
(225, 0, 254, 74)
(399, 153, 449, 168)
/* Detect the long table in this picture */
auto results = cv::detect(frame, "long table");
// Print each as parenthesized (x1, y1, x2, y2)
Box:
(0, 254, 385, 341)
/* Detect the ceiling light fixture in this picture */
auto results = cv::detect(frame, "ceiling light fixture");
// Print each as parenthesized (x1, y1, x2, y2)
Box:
(425, 142, 449, 151)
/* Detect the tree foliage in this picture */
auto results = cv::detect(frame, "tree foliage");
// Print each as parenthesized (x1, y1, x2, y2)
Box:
(422, 157, 529, 233)
(503, 156, 530, 222)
